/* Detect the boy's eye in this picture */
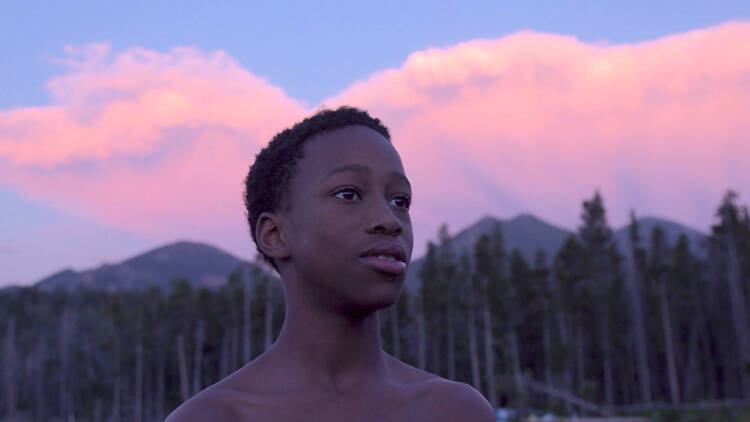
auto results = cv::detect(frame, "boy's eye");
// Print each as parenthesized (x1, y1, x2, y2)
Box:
(390, 195, 411, 210)
(333, 188, 361, 201)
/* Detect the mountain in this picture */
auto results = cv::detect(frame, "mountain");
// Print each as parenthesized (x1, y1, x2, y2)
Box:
(35, 241, 260, 292)
(31, 215, 707, 293)
(404, 213, 572, 292)
(613, 216, 708, 257)
(404, 213, 707, 292)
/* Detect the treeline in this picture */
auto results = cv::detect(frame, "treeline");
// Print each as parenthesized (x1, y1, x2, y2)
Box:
(1, 190, 749, 421)
(0, 267, 286, 422)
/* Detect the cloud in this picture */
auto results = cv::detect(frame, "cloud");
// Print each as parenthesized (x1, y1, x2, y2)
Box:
(1, 22, 749, 258)
(0, 43, 306, 248)
(328, 21, 750, 239)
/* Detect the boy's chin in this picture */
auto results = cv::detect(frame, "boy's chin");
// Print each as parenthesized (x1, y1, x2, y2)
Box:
(340, 295, 401, 318)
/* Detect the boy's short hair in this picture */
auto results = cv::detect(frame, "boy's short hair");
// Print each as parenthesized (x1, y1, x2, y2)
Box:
(243, 106, 391, 268)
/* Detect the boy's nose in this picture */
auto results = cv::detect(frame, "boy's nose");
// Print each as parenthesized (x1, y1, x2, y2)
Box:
(366, 200, 402, 236)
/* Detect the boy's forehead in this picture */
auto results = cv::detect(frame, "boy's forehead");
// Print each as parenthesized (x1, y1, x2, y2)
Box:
(298, 125, 404, 176)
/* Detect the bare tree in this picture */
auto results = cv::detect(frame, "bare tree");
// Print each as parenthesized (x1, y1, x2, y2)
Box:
(481, 290, 497, 406)
(176, 334, 190, 402)
(390, 304, 401, 359)
(626, 212, 652, 403)
(416, 294, 426, 370)
(4, 315, 16, 420)
(59, 307, 73, 419)
(111, 334, 121, 422)
(134, 333, 144, 422)
(467, 273, 481, 390)
(265, 277, 274, 351)
(243, 267, 253, 362)
(34, 336, 45, 421)
(192, 320, 206, 395)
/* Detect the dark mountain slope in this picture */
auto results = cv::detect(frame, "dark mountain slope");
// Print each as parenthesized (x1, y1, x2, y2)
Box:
(35, 241, 260, 291)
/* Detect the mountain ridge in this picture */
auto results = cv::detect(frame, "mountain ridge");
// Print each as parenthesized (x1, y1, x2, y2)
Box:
(403, 213, 707, 292)
(35, 240, 262, 292)
(31, 214, 707, 292)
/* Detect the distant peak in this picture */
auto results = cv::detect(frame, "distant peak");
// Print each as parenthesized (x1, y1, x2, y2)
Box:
(49, 268, 77, 277)
(511, 213, 539, 221)
(476, 215, 501, 225)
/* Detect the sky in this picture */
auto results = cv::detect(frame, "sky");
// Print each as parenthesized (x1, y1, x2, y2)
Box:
(1, 1, 749, 286)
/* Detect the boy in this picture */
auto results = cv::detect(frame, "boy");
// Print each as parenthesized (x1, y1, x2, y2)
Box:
(166, 107, 496, 421)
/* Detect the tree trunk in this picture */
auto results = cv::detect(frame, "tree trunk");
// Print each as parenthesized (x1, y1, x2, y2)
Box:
(482, 292, 497, 407)
(134, 334, 144, 422)
(144, 358, 152, 422)
(231, 324, 240, 371)
(35, 335, 45, 422)
(94, 399, 102, 422)
(60, 309, 72, 419)
(699, 316, 718, 399)
(683, 317, 701, 401)
(625, 247, 652, 403)
(543, 311, 553, 408)
(431, 314, 442, 376)
(446, 302, 455, 379)
(575, 323, 585, 398)
(243, 270, 253, 363)
(468, 287, 481, 391)
(390, 304, 401, 360)
(265, 277, 274, 351)
(220, 329, 230, 378)
(192, 320, 206, 395)
(112, 335, 121, 422)
(600, 316, 614, 412)
(509, 329, 525, 399)
(556, 311, 573, 413)
(4, 315, 16, 420)
(416, 295, 427, 371)
(177, 334, 190, 402)
(659, 282, 680, 404)
(725, 230, 750, 395)
(156, 336, 166, 421)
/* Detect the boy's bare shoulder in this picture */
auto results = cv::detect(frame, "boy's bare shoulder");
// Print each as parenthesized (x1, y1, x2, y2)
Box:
(164, 386, 251, 422)
(422, 378, 496, 422)
(386, 355, 496, 421)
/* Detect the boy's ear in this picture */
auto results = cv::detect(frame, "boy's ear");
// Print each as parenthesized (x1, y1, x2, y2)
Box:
(256, 212, 291, 261)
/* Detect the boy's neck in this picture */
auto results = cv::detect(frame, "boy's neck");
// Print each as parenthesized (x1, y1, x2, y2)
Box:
(257, 286, 391, 395)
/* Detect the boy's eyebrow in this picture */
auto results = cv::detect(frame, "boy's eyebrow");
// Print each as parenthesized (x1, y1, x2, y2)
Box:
(323, 164, 411, 188)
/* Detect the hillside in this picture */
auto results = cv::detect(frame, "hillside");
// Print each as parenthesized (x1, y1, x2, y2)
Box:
(35, 241, 261, 291)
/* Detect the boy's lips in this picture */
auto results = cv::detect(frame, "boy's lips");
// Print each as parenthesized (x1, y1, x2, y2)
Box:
(359, 243, 408, 275)
(359, 256, 407, 275)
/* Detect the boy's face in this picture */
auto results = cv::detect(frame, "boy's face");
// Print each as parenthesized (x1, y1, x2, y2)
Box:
(280, 125, 413, 314)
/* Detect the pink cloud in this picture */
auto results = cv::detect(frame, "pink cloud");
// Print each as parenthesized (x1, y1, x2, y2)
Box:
(1, 22, 749, 260)
(329, 21, 750, 242)
(0, 44, 306, 252)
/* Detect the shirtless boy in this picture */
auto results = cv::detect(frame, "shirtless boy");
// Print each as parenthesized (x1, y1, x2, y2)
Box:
(166, 107, 496, 421)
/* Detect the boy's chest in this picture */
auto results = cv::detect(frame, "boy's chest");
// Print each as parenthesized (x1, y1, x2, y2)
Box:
(250, 403, 436, 422)
(226, 384, 448, 422)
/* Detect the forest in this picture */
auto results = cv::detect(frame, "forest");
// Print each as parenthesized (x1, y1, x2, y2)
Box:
(1, 190, 749, 422)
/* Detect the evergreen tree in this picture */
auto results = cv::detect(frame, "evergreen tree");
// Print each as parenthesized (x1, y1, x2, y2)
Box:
(577, 191, 621, 408)
(709, 191, 750, 397)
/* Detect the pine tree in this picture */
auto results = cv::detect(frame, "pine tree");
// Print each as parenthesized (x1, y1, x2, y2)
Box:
(577, 191, 620, 408)
(709, 191, 750, 397)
